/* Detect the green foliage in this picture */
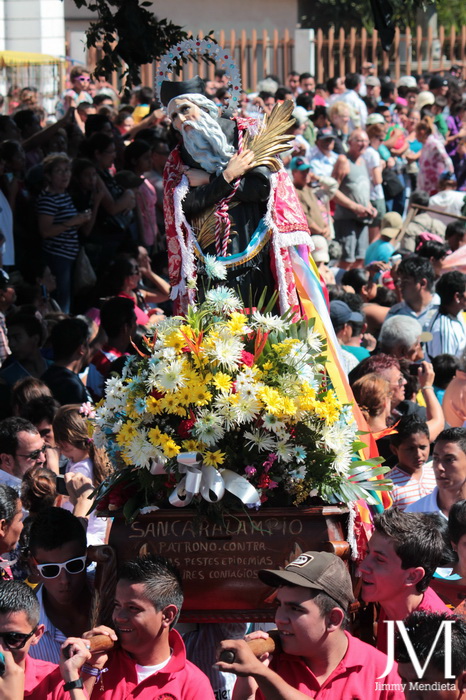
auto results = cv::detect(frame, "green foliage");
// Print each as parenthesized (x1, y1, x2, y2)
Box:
(298, 0, 434, 32)
(65, 0, 191, 90)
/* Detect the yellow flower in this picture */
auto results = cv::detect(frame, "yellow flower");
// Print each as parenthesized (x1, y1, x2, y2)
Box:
(281, 397, 297, 417)
(203, 450, 225, 467)
(212, 372, 233, 394)
(120, 449, 132, 466)
(162, 438, 181, 458)
(272, 338, 300, 357)
(226, 312, 248, 334)
(148, 427, 163, 446)
(182, 439, 204, 452)
(262, 361, 273, 372)
(172, 406, 188, 417)
(164, 330, 186, 352)
(116, 421, 138, 446)
(159, 396, 178, 413)
(258, 386, 282, 415)
(146, 396, 162, 414)
(188, 386, 212, 406)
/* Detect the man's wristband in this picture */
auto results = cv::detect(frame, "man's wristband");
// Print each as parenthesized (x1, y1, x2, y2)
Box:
(422, 385, 434, 390)
(82, 664, 108, 681)
(64, 678, 84, 692)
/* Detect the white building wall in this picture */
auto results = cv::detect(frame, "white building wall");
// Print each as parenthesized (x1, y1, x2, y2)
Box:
(4, 0, 65, 56)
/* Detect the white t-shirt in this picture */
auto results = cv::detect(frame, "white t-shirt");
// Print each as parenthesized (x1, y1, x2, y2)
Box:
(429, 190, 466, 226)
(64, 458, 109, 546)
(363, 146, 384, 201)
(135, 654, 171, 683)
(405, 486, 446, 519)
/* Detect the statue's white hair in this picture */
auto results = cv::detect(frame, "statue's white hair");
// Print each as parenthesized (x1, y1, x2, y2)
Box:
(167, 93, 219, 119)
(168, 93, 235, 175)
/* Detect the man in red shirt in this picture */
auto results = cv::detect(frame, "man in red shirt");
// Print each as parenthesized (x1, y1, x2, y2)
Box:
(217, 551, 405, 699)
(69, 554, 215, 699)
(359, 508, 449, 653)
(0, 579, 86, 699)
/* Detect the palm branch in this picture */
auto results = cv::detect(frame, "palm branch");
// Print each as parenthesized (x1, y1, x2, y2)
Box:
(242, 99, 296, 172)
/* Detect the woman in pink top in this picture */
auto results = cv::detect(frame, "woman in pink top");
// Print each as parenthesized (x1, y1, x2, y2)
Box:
(416, 116, 454, 195)
(103, 256, 167, 326)
(124, 140, 158, 252)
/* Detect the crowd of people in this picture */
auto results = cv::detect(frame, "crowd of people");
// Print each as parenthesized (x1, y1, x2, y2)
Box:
(0, 61, 466, 698)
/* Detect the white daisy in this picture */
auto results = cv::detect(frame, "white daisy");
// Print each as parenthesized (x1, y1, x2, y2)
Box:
(306, 328, 324, 354)
(244, 429, 276, 453)
(276, 440, 294, 463)
(233, 395, 262, 424)
(214, 395, 238, 431)
(320, 423, 355, 453)
(204, 286, 242, 314)
(193, 410, 225, 446)
(262, 413, 286, 434)
(251, 310, 288, 333)
(155, 359, 187, 392)
(332, 449, 353, 476)
(206, 336, 243, 372)
(204, 254, 228, 280)
(127, 431, 157, 469)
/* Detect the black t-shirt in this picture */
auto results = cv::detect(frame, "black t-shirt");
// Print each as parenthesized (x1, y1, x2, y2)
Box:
(41, 365, 92, 406)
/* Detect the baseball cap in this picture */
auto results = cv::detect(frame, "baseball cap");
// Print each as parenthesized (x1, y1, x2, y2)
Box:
(365, 113, 386, 126)
(365, 76, 381, 87)
(429, 75, 449, 90)
(439, 170, 456, 182)
(329, 300, 364, 326)
(290, 156, 311, 171)
(380, 228, 400, 239)
(258, 551, 355, 611)
(415, 90, 435, 111)
(381, 211, 402, 232)
(398, 76, 418, 88)
(316, 127, 335, 140)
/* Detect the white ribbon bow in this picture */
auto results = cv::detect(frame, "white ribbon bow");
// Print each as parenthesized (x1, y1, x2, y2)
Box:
(168, 452, 260, 508)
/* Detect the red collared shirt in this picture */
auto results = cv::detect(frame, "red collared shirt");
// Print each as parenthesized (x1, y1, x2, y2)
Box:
(255, 631, 405, 699)
(24, 655, 83, 699)
(377, 586, 449, 654)
(91, 629, 215, 700)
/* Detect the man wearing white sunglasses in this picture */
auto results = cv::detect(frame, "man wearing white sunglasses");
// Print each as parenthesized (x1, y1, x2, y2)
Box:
(27, 507, 91, 665)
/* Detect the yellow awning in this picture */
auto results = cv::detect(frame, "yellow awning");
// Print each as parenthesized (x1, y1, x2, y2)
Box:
(0, 50, 64, 67)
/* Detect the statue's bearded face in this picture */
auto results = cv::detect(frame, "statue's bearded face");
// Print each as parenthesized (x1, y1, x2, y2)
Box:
(169, 98, 202, 133)
(168, 97, 235, 175)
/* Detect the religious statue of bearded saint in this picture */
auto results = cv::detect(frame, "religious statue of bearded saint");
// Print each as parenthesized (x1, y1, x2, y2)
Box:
(161, 76, 314, 315)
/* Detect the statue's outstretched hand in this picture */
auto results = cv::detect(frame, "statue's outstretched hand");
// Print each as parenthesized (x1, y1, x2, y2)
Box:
(223, 149, 256, 183)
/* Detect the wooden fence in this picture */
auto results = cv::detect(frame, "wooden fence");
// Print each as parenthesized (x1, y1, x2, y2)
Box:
(83, 25, 466, 94)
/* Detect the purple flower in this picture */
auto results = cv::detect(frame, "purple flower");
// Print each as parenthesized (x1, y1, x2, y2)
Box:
(245, 465, 257, 476)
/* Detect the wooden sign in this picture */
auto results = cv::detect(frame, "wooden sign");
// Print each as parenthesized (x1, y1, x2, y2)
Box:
(109, 505, 350, 622)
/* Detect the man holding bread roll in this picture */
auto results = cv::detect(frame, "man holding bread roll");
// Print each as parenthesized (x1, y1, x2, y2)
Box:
(216, 551, 404, 699)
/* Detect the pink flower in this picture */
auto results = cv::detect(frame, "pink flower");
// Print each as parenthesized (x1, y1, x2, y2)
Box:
(268, 480, 279, 489)
(241, 351, 255, 367)
(245, 465, 257, 476)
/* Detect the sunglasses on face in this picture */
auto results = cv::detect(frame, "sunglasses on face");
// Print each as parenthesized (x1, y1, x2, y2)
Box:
(35, 555, 87, 579)
(16, 446, 46, 461)
(0, 627, 37, 650)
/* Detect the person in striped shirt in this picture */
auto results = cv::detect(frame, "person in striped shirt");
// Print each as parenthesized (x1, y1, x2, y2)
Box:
(387, 416, 437, 510)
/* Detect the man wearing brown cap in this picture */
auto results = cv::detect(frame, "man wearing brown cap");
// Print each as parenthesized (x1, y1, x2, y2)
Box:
(217, 551, 404, 699)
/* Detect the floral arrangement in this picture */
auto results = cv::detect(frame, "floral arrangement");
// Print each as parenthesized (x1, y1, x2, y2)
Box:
(91, 283, 389, 521)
